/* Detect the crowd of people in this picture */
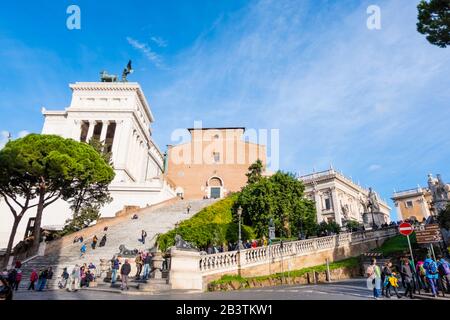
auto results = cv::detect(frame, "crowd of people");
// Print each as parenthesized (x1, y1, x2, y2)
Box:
(110, 251, 154, 290)
(367, 254, 450, 299)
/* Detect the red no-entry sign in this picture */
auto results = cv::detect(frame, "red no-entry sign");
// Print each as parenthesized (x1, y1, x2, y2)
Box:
(399, 222, 414, 236)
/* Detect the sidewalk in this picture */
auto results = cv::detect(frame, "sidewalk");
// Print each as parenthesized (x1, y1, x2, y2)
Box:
(413, 292, 450, 301)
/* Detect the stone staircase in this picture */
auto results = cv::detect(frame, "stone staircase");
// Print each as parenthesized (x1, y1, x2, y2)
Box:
(17, 199, 216, 291)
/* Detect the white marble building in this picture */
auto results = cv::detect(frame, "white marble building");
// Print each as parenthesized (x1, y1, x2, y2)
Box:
(299, 168, 391, 227)
(0, 82, 176, 248)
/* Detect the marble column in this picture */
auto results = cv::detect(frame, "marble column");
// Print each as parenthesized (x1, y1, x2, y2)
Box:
(99, 120, 109, 142)
(71, 120, 82, 141)
(331, 187, 342, 226)
(86, 120, 96, 142)
(394, 201, 403, 221)
(314, 190, 322, 223)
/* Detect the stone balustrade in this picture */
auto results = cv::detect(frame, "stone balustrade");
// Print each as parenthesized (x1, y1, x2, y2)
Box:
(199, 227, 397, 274)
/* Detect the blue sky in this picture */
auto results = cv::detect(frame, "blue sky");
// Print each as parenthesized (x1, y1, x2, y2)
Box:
(0, 0, 449, 220)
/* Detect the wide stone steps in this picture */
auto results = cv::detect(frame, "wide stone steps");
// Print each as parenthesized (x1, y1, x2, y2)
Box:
(17, 199, 216, 292)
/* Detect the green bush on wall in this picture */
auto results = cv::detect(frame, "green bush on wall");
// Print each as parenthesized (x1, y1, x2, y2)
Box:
(157, 194, 256, 252)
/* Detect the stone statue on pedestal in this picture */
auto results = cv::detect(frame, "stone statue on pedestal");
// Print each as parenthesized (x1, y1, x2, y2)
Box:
(174, 234, 198, 251)
(428, 173, 449, 212)
(367, 188, 380, 212)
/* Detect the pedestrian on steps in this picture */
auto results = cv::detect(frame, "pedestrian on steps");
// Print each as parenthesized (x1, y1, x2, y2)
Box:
(141, 230, 147, 244)
(99, 234, 107, 247)
(80, 243, 87, 258)
(111, 256, 120, 286)
(366, 258, 381, 299)
(143, 252, 152, 280)
(120, 259, 131, 291)
(400, 258, 414, 299)
(28, 269, 38, 290)
(68, 265, 80, 292)
(135, 254, 143, 279)
(46, 267, 53, 289)
(91, 235, 98, 250)
(186, 204, 191, 214)
(14, 268, 22, 291)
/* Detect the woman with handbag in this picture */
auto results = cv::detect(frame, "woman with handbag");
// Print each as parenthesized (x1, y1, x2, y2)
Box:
(366, 258, 382, 299)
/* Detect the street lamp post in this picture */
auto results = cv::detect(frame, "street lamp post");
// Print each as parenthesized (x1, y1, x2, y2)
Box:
(237, 206, 243, 250)
(237, 206, 243, 276)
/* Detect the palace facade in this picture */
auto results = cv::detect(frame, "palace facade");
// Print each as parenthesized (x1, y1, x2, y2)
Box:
(299, 168, 391, 227)
(165, 127, 267, 199)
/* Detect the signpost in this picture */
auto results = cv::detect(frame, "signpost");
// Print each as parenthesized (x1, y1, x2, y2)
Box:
(415, 224, 442, 244)
(399, 222, 415, 267)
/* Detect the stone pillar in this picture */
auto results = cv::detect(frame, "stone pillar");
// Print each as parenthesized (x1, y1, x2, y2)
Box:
(86, 120, 96, 142)
(314, 191, 322, 223)
(331, 187, 342, 226)
(111, 120, 124, 166)
(71, 120, 82, 141)
(99, 120, 109, 142)
(169, 248, 202, 290)
(420, 196, 431, 219)
(394, 201, 403, 221)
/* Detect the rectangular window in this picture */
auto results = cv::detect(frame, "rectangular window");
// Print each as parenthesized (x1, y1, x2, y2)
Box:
(405, 200, 413, 208)
(213, 152, 220, 163)
(324, 198, 331, 210)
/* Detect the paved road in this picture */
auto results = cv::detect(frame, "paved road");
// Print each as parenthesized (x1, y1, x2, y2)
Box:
(12, 279, 415, 300)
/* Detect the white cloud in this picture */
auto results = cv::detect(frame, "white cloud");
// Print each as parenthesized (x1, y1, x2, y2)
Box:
(0, 130, 29, 149)
(18, 130, 29, 138)
(368, 164, 382, 172)
(127, 37, 164, 69)
(151, 36, 168, 48)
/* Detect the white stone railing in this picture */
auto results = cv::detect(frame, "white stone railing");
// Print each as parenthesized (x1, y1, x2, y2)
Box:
(199, 227, 397, 273)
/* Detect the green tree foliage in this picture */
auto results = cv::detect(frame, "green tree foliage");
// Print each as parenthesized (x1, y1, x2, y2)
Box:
(417, 0, 450, 48)
(437, 203, 450, 230)
(345, 220, 362, 232)
(61, 206, 102, 235)
(317, 221, 341, 235)
(157, 195, 256, 252)
(67, 137, 114, 217)
(246, 159, 264, 184)
(0, 134, 115, 262)
(235, 171, 317, 238)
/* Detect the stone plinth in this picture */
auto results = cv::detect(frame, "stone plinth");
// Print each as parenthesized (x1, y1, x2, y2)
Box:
(169, 248, 202, 290)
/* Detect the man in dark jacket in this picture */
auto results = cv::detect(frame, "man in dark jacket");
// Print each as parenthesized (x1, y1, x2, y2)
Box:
(120, 259, 131, 290)
(400, 258, 414, 298)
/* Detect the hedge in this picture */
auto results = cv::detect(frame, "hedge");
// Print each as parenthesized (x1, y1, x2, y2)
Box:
(157, 195, 256, 252)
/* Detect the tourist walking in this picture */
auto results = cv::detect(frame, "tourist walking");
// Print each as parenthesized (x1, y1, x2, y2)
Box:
(91, 235, 98, 250)
(143, 253, 152, 280)
(13, 268, 22, 291)
(28, 269, 38, 290)
(7, 268, 17, 291)
(111, 256, 120, 286)
(80, 243, 87, 258)
(99, 234, 107, 247)
(120, 259, 131, 290)
(68, 264, 80, 292)
(186, 204, 191, 214)
(45, 267, 53, 289)
(366, 258, 382, 299)
(141, 230, 147, 244)
(37, 268, 48, 291)
(59, 268, 69, 289)
(437, 255, 450, 293)
(400, 258, 414, 298)
(135, 253, 143, 279)
(416, 260, 428, 291)
(423, 254, 439, 297)
(383, 261, 401, 298)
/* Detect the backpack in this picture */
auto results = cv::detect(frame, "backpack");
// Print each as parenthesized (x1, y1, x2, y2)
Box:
(439, 261, 450, 275)
(419, 264, 426, 276)
(426, 261, 438, 275)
